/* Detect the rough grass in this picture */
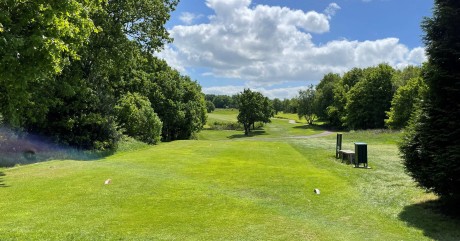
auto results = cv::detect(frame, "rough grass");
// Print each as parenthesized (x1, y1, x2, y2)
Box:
(1, 115, 460, 240)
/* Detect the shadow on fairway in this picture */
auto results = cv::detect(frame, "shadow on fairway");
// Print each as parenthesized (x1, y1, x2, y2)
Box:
(399, 200, 460, 240)
(0, 149, 109, 168)
(292, 124, 325, 131)
(1, 127, 112, 167)
(227, 130, 267, 139)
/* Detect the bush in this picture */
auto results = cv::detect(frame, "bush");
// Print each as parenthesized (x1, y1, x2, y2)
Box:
(115, 93, 162, 145)
(385, 77, 427, 129)
(206, 101, 215, 113)
(207, 121, 243, 131)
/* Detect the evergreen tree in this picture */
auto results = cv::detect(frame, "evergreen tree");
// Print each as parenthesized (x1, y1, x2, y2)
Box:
(400, 0, 460, 201)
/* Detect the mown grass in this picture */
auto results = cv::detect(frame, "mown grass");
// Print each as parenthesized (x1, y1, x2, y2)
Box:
(1, 113, 459, 240)
(274, 112, 305, 123)
(206, 108, 239, 123)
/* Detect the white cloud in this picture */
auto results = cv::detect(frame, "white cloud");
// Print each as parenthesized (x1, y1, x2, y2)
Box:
(179, 12, 203, 25)
(324, 3, 341, 19)
(203, 85, 307, 99)
(157, 0, 426, 87)
(155, 46, 186, 73)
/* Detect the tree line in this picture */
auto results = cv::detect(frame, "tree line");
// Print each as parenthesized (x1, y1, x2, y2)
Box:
(216, 63, 424, 133)
(295, 64, 425, 130)
(0, 0, 206, 150)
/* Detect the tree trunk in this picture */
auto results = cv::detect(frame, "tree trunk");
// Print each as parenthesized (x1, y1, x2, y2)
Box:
(244, 123, 250, 135)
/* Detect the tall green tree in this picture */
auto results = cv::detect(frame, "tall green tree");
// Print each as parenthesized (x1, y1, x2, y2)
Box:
(385, 76, 427, 129)
(326, 68, 364, 128)
(282, 98, 298, 114)
(315, 73, 341, 120)
(213, 95, 235, 108)
(272, 98, 283, 115)
(0, 0, 103, 127)
(400, 0, 460, 201)
(145, 57, 206, 141)
(391, 65, 422, 89)
(237, 89, 274, 135)
(8, 0, 180, 149)
(297, 85, 317, 125)
(345, 64, 395, 129)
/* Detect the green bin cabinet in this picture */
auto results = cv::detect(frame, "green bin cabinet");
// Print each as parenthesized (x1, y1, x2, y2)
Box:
(354, 142, 368, 168)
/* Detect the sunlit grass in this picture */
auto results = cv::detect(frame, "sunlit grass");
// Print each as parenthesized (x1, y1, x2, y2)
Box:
(274, 112, 305, 123)
(1, 111, 459, 240)
(207, 108, 239, 124)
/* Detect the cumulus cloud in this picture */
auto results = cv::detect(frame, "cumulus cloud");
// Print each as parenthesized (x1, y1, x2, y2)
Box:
(179, 12, 204, 25)
(157, 0, 426, 87)
(155, 46, 186, 73)
(203, 85, 307, 99)
(324, 3, 341, 19)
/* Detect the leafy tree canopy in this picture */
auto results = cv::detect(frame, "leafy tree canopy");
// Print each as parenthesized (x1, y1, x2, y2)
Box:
(345, 64, 395, 129)
(237, 89, 274, 135)
(297, 85, 317, 125)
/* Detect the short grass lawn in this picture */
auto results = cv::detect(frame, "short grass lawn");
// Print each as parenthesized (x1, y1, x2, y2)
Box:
(1, 116, 460, 240)
(206, 108, 239, 124)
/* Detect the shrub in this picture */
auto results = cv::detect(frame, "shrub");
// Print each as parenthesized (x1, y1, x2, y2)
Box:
(115, 93, 162, 144)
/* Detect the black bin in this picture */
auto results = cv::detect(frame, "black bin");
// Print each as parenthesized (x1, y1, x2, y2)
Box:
(354, 142, 368, 168)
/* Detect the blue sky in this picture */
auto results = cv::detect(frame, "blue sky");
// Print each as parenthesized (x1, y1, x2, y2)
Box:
(157, 0, 433, 99)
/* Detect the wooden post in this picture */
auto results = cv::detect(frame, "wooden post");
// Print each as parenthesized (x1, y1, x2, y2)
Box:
(336, 133, 342, 159)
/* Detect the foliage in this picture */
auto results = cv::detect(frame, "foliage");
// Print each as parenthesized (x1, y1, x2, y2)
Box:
(297, 85, 317, 125)
(392, 65, 422, 89)
(206, 100, 216, 113)
(20, 66, 122, 150)
(326, 84, 346, 128)
(206, 121, 243, 131)
(345, 64, 395, 129)
(272, 98, 283, 115)
(326, 68, 365, 128)
(115, 92, 162, 144)
(237, 89, 274, 135)
(282, 98, 298, 113)
(0, 0, 103, 127)
(342, 67, 364, 90)
(205, 94, 238, 109)
(146, 58, 207, 141)
(385, 77, 427, 129)
(0, 0, 209, 149)
(401, 0, 460, 201)
(315, 73, 341, 120)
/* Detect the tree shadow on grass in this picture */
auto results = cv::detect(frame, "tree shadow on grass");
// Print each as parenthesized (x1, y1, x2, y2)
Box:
(227, 130, 267, 139)
(1, 126, 117, 168)
(292, 124, 326, 131)
(0, 149, 109, 168)
(0, 130, 111, 168)
(399, 199, 460, 241)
